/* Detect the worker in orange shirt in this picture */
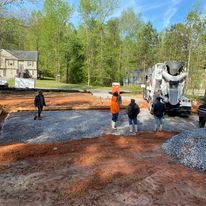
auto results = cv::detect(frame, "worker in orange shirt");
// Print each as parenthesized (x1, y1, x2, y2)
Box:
(110, 91, 120, 130)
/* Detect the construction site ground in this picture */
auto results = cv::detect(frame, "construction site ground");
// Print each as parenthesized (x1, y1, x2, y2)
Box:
(0, 90, 206, 206)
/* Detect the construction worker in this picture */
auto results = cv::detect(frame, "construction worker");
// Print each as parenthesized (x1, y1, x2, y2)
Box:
(126, 99, 140, 133)
(198, 101, 206, 128)
(110, 91, 120, 130)
(34, 90, 46, 120)
(153, 97, 165, 132)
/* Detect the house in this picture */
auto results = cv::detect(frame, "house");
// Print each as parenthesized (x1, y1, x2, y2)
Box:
(0, 49, 38, 79)
(123, 69, 145, 86)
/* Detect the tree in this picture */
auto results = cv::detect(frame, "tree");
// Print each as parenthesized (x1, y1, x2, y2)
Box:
(0, 0, 37, 16)
(185, 8, 206, 93)
(62, 29, 85, 83)
(0, 17, 27, 49)
(27, 0, 73, 78)
(118, 8, 143, 82)
(79, 0, 119, 86)
(158, 23, 189, 62)
(0, 0, 33, 49)
(136, 22, 158, 74)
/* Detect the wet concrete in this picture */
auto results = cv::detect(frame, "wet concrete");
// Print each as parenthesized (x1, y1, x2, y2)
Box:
(0, 109, 199, 144)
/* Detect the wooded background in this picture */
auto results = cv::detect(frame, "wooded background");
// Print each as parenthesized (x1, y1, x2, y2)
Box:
(0, 0, 206, 94)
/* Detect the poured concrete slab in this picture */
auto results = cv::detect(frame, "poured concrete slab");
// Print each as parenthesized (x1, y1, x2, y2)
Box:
(0, 109, 199, 144)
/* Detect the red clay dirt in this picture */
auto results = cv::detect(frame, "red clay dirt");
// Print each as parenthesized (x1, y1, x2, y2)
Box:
(0, 92, 148, 112)
(0, 91, 205, 206)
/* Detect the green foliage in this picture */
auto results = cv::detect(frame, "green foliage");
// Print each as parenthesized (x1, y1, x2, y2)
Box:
(62, 31, 85, 83)
(158, 23, 189, 62)
(185, 8, 206, 94)
(117, 8, 144, 83)
(1, 0, 206, 99)
(78, 0, 120, 86)
(0, 18, 26, 49)
(136, 22, 159, 70)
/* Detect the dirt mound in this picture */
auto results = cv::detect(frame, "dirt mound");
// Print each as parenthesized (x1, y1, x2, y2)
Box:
(0, 105, 8, 130)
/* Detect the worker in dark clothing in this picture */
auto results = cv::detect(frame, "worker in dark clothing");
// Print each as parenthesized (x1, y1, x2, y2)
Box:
(198, 101, 206, 128)
(34, 90, 46, 120)
(126, 99, 140, 133)
(153, 97, 165, 132)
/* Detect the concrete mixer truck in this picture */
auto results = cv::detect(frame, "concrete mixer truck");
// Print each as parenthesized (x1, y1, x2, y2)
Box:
(143, 61, 191, 116)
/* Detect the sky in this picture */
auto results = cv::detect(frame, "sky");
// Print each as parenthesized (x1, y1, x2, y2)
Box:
(115, 0, 204, 31)
(24, 0, 206, 32)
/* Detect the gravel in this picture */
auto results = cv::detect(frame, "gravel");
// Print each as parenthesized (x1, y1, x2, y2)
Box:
(162, 128, 206, 171)
(0, 109, 199, 144)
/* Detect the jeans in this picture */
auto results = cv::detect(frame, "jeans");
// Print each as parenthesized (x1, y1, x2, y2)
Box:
(199, 116, 206, 128)
(37, 105, 43, 117)
(128, 117, 137, 125)
(112, 113, 119, 122)
(154, 116, 164, 127)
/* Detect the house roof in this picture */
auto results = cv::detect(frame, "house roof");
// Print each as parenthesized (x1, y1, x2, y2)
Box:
(6, 50, 38, 61)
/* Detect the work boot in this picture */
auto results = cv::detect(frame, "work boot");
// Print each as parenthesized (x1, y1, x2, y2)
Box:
(112, 121, 117, 130)
(134, 124, 138, 133)
(38, 116, 42, 120)
(129, 125, 133, 133)
(34, 115, 37, 120)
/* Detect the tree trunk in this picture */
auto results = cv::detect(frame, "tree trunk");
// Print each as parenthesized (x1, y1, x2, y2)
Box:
(99, 26, 103, 85)
(87, 56, 90, 86)
(185, 44, 191, 93)
(66, 56, 69, 84)
(118, 44, 122, 83)
(86, 27, 90, 86)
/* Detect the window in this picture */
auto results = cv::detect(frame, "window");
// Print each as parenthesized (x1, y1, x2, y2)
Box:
(7, 60, 14, 66)
(27, 61, 32, 66)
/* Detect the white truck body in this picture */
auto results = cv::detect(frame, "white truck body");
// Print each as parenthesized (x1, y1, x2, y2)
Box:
(143, 61, 191, 116)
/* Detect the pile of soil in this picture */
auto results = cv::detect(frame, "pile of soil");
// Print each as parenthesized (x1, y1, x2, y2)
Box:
(1, 132, 206, 206)
(0, 105, 7, 130)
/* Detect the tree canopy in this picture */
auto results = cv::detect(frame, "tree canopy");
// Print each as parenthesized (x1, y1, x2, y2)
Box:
(0, 0, 206, 96)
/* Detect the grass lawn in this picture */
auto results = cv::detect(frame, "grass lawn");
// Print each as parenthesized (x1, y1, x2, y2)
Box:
(35, 79, 92, 90)
(36, 80, 142, 92)
(8, 78, 142, 93)
(8, 78, 112, 90)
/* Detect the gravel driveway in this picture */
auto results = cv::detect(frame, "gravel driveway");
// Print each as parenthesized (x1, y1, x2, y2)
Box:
(0, 109, 199, 144)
